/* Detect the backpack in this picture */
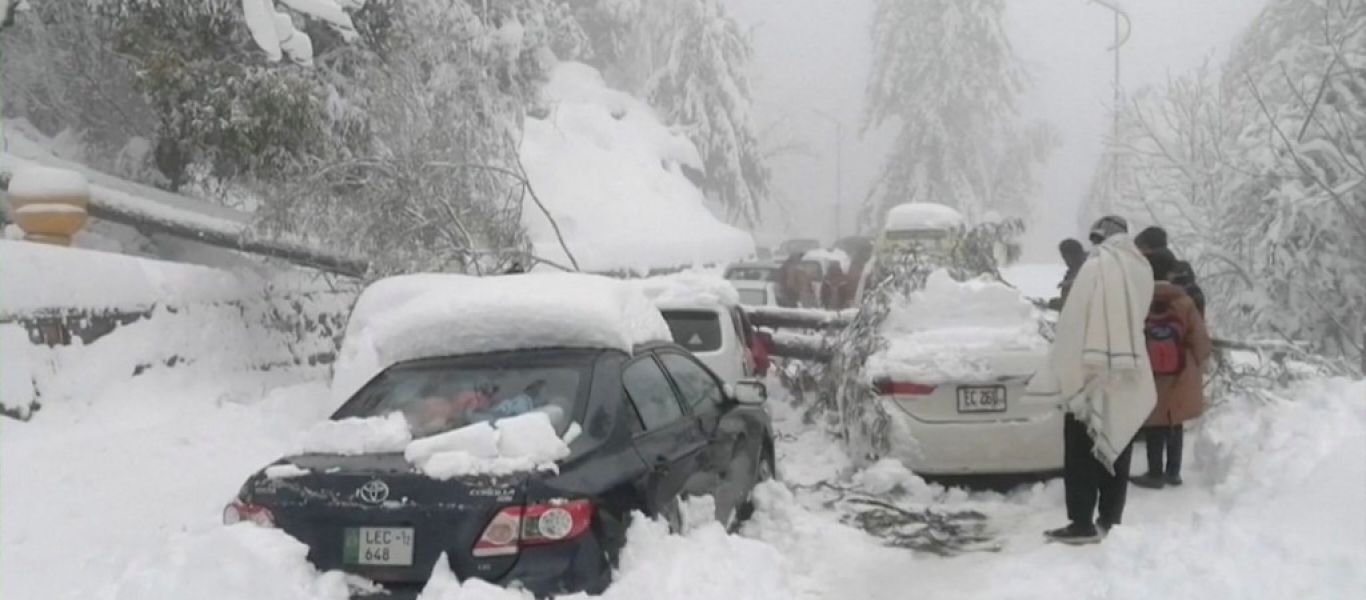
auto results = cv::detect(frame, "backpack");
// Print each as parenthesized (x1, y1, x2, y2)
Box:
(1145, 313, 1187, 377)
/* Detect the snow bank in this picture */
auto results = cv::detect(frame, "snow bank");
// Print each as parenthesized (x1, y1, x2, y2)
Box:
(520, 62, 754, 273)
(867, 270, 1048, 383)
(405, 412, 570, 479)
(884, 202, 965, 231)
(0, 240, 250, 314)
(0, 324, 38, 417)
(294, 412, 412, 456)
(330, 272, 671, 405)
(107, 525, 353, 600)
(634, 271, 741, 308)
(1002, 262, 1067, 300)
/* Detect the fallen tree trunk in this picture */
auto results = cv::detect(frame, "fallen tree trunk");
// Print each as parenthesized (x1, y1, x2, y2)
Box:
(746, 306, 853, 331)
(768, 330, 833, 362)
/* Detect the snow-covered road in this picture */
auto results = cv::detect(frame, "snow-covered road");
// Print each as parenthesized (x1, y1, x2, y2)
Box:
(3, 363, 1363, 600)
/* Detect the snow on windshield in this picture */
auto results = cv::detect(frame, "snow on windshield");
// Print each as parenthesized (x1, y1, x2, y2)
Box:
(330, 272, 671, 406)
(867, 270, 1048, 383)
(293, 410, 572, 478)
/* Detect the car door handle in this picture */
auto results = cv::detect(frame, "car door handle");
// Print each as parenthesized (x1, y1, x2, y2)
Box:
(653, 454, 670, 473)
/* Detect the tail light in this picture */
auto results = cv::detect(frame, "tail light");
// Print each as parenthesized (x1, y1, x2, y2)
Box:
(874, 378, 937, 396)
(473, 499, 594, 558)
(223, 500, 275, 527)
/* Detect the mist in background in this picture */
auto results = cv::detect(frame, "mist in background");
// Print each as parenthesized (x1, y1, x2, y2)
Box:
(726, 0, 1268, 258)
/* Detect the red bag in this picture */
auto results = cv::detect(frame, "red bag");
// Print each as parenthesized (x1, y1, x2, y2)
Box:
(1145, 314, 1187, 377)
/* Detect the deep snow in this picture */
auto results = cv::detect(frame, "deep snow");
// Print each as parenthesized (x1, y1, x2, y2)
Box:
(2, 280, 1363, 599)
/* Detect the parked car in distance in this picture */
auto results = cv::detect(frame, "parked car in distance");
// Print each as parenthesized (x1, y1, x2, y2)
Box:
(225, 274, 776, 599)
(730, 279, 777, 307)
(723, 261, 781, 282)
(655, 301, 763, 384)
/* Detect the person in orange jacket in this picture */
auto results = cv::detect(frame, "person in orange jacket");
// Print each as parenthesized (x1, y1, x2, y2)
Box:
(1132, 248, 1212, 489)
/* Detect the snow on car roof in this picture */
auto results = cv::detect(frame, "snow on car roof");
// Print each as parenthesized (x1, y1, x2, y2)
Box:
(634, 271, 741, 309)
(331, 273, 672, 405)
(884, 203, 965, 231)
(867, 270, 1047, 384)
(802, 248, 851, 271)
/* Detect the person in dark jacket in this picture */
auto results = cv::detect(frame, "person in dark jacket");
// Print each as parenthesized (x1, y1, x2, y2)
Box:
(1132, 249, 1212, 489)
(1135, 227, 1206, 315)
(1048, 238, 1088, 310)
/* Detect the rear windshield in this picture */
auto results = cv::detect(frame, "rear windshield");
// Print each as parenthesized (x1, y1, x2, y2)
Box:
(660, 310, 723, 353)
(725, 266, 777, 281)
(334, 352, 593, 438)
(737, 288, 768, 306)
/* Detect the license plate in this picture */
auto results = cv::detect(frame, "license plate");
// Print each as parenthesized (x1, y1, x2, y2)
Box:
(343, 527, 414, 566)
(957, 385, 1007, 413)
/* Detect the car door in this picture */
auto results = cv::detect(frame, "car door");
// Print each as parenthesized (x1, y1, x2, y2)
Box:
(656, 351, 753, 521)
(621, 355, 708, 522)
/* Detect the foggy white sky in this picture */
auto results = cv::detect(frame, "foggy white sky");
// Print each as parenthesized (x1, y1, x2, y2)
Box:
(724, 0, 1268, 258)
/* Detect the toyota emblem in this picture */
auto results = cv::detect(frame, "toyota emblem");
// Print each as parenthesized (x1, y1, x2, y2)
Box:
(357, 479, 390, 504)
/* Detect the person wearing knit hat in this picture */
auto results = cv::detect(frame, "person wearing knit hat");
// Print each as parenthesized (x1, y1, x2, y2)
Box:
(1134, 226, 1207, 316)
(1088, 215, 1129, 245)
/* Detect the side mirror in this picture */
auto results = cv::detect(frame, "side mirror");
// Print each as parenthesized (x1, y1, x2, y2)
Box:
(730, 379, 767, 406)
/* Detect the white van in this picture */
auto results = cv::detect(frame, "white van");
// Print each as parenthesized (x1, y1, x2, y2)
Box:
(854, 203, 966, 303)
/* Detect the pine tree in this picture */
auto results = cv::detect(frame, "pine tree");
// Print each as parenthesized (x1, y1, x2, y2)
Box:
(864, 0, 1051, 225)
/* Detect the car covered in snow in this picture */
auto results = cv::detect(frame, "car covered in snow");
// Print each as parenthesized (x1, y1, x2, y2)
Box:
(636, 273, 773, 381)
(224, 274, 776, 598)
(723, 261, 781, 283)
(866, 271, 1058, 478)
(729, 278, 779, 307)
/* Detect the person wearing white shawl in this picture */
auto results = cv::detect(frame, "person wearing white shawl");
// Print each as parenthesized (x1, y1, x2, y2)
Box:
(1028, 215, 1156, 544)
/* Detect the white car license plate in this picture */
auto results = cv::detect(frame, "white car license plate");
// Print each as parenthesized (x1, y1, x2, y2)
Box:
(957, 385, 1007, 413)
(343, 527, 414, 566)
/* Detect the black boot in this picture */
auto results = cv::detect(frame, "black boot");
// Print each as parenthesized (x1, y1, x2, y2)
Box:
(1045, 522, 1102, 545)
(1165, 426, 1184, 486)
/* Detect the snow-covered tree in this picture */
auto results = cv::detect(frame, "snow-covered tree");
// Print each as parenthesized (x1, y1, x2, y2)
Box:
(253, 0, 587, 276)
(864, 0, 1052, 225)
(569, 0, 769, 226)
(1085, 0, 1365, 367)
(1218, 0, 1366, 360)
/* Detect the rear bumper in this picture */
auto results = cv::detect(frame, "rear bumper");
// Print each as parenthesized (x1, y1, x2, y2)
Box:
(882, 400, 1065, 475)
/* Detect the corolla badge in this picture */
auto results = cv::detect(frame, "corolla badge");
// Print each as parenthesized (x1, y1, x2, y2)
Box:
(356, 479, 390, 504)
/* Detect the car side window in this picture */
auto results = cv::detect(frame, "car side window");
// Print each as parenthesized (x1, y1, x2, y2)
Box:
(622, 358, 685, 430)
(659, 353, 725, 411)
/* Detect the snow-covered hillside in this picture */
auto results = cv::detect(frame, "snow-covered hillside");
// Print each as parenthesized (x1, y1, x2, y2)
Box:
(521, 63, 755, 273)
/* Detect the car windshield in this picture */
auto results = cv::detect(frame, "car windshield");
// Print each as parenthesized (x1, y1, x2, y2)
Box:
(725, 266, 777, 281)
(737, 288, 768, 306)
(660, 309, 723, 352)
(334, 352, 593, 439)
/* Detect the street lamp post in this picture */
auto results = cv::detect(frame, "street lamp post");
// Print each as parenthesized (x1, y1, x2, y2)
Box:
(1090, 0, 1132, 209)
(811, 109, 844, 243)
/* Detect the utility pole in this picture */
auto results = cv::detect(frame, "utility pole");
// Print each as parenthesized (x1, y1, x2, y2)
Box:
(811, 109, 844, 243)
(1091, 0, 1131, 212)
